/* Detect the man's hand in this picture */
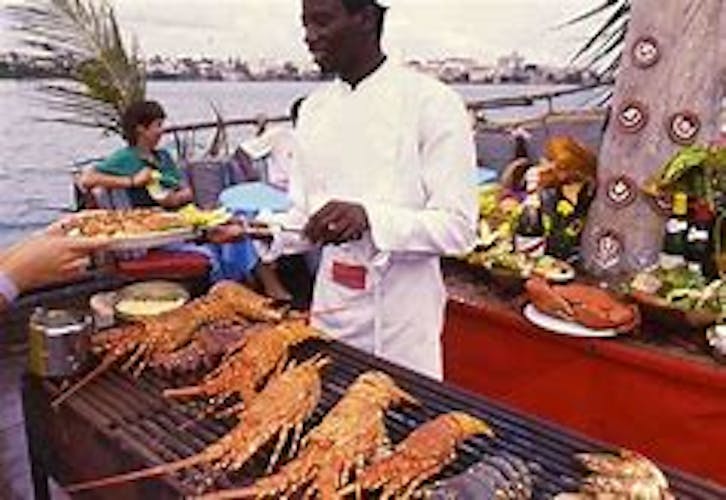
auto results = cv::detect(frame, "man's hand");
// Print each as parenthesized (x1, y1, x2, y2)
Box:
(1, 233, 109, 293)
(304, 200, 369, 244)
(205, 222, 247, 244)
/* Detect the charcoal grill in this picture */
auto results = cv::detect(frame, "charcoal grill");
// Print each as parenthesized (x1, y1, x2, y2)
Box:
(23, 339, 724, 499)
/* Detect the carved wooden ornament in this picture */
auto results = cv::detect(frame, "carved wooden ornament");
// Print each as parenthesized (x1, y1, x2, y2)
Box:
(605, 175, 637, 208)
(617, 100, 649, 133)
(632, 36, 660, 69)
(594, 231, 624, 270)
(667, 111, 701, 145)
(646, 192, 673, 216)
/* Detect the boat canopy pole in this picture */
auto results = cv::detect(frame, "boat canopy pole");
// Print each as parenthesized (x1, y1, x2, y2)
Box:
(161, 81, 614, 134)
(164, 115, 289, 134)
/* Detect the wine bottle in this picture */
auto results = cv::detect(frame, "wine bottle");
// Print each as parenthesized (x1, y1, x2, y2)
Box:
(514, 168, 546, 258)
(685, 199, 715, 277)
(659, 192, 688, 269)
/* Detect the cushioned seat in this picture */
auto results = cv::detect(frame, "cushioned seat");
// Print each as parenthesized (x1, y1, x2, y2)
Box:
(219, 181, 291, 216)
(114, 249, 210, 280)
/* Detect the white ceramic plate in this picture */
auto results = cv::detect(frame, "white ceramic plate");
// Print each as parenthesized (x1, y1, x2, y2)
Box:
(523, 303, 618, 338)
(103, 227, 197, 251)
(532, 258, 576, 283)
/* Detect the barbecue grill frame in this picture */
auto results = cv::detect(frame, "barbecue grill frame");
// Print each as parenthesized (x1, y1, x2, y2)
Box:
(22, 338, 725, 500)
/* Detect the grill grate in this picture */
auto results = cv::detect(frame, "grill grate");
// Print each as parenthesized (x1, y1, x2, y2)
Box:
(42, 339, 724, 499)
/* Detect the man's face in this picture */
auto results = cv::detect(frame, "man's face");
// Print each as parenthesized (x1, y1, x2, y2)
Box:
(302, 0, 364, 74)
(137, 118, 164, 148)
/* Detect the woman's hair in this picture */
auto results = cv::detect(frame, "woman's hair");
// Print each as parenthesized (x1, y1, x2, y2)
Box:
(121, 100, 166, 145)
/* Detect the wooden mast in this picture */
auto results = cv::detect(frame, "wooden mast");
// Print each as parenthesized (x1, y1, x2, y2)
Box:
(582, 0, 726, 277)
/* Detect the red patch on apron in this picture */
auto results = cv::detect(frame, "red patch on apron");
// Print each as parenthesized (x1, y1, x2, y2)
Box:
(332, 261, 367, 290)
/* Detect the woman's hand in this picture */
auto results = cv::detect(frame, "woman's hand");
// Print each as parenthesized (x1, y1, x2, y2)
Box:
(158, 187, 194, 209)
(77, 168, 95, 190)
(132, 167, 154, 187)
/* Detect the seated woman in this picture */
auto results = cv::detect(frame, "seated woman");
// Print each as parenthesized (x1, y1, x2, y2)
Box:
(79, 100, 291, 300)
(500, 135, 597, 260)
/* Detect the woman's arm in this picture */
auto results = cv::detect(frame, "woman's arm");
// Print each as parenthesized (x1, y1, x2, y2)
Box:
(79, 167, 152, 190)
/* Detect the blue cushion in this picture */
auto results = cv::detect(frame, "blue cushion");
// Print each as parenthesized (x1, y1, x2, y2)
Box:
(476, 167, 498, 185)
(219, 181, 292, 216)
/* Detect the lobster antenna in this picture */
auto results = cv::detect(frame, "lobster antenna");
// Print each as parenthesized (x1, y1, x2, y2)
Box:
(66, 454, 204, 493)
(163, 384, 207, 399)
(51, 355, 116, 409)
(193, 484, 259, 499)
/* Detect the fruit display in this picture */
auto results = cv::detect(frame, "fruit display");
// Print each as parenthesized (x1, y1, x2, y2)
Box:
(177, 204, 232, 228)
(476, 183, 522, 247)
(630, 266, 725, 318)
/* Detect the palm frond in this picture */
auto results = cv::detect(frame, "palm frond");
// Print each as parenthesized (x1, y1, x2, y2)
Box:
(557, 0, 620, 28)
(563, 0, 631, 80)
(6, 0, 146, 136)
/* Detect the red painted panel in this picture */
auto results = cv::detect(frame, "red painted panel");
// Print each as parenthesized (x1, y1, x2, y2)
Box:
(443, 299, 726, 484)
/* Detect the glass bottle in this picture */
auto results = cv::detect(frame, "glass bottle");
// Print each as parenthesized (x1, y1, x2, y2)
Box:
(514, 168, 546, 258)
(659, 192, 688, 269)
(685, 199, 715, 278)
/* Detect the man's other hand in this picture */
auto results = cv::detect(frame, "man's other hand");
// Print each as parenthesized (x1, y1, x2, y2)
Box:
(304, 200, 369, 244)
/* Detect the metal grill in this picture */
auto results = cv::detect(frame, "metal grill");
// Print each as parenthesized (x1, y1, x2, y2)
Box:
(28, 339, 724, 499)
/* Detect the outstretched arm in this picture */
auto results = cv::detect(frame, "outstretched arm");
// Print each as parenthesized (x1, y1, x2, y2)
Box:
(0, 226, 108, 311)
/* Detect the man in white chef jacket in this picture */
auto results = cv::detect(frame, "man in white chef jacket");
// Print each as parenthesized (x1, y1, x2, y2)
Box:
(255, 0, 477, 379)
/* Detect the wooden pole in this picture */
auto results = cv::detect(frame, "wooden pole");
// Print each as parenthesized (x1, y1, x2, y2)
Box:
(582, 0, 726, 277)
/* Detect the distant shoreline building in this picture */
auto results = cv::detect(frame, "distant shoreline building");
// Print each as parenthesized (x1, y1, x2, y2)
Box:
(0, 51, 599, 85)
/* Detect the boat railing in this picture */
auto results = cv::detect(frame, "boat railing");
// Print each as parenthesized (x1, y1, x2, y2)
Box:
(466, 80, 612, 113)
(68, 81, 613, 173)
(160, 81, 613, 135)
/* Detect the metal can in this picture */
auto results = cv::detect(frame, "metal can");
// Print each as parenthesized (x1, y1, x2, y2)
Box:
(28, 308, 91, 378)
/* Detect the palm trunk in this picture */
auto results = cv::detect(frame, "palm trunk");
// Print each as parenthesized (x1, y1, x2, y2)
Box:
(582, 0, 726, 276)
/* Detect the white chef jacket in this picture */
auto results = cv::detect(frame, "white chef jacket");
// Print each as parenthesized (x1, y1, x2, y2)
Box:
(262, 59, 477, 379)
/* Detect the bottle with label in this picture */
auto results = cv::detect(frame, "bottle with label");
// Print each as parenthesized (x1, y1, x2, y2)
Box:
(685, 199, 715, 278)
(512, 131, 531, 163)
(514, 168, 546, 258)
(659, 192, 688, 269)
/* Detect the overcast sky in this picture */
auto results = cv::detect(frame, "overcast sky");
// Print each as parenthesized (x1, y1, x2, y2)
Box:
(0, 0, 599, 65)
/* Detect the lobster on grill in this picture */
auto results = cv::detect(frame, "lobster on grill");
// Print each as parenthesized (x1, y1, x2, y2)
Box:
(340, 412, 495, 499)
(65, 356, 330, 495)
(196, 371, 418, 499)
(163, 319, 324, 418)
(52, 282, 285, 408)
(149, 320, 252, 378)
(556, 449, 673, 500)
(426, 453, 538, 499)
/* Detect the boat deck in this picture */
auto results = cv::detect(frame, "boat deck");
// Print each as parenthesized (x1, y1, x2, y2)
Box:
(1, 346, 68, 500)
